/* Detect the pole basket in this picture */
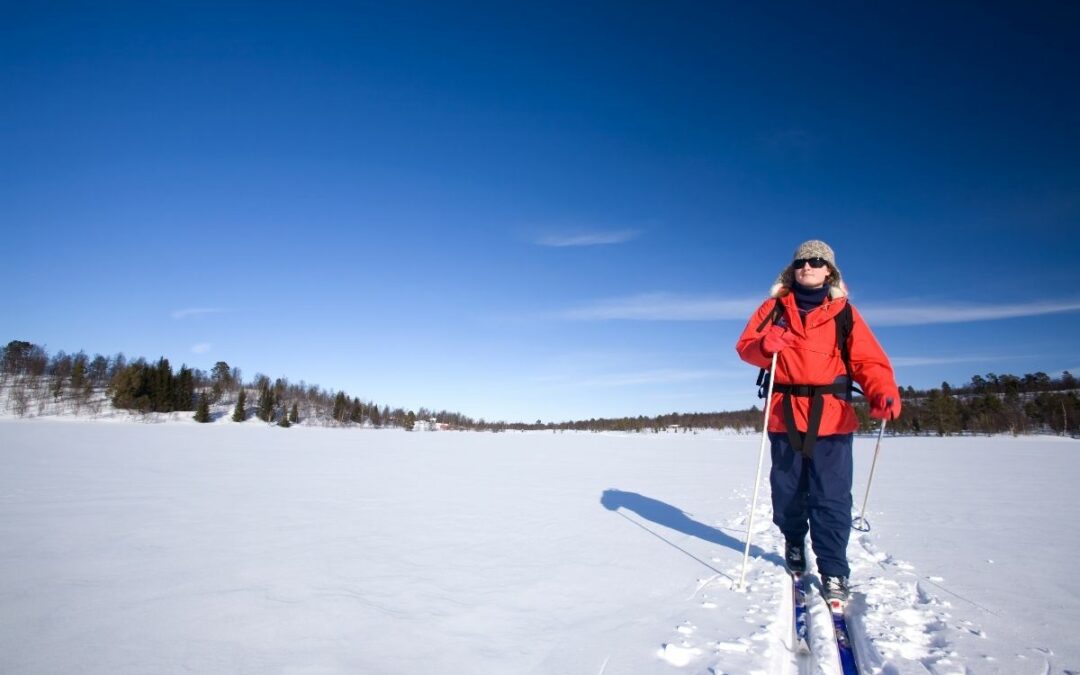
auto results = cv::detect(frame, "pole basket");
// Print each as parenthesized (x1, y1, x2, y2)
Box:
(851, 515, 871, 532)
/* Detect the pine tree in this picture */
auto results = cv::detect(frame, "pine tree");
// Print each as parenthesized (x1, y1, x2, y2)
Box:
(175, 365, 195, 411)
(194, 392, 211, 423)
(333, 392, 348, 423)
(257, 384, 275, 422)
(277, 405, 291, 427)
(153, 358, 174, 412)
(108, 360, 152, 412)
(233, 389, 247, 422)
(289, 402, 299, 424)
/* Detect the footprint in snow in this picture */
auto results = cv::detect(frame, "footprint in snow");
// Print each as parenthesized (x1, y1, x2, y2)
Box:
(658, 642, 701, 667)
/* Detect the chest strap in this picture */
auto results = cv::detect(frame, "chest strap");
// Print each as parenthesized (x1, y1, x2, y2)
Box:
(773, 382, 849, 458)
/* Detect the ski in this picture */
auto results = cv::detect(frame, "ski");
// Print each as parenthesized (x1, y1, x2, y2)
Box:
(791, 573, 810, 654)
(827, 597, 859, 675)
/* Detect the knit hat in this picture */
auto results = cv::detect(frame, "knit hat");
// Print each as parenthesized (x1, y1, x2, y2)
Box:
(770, 239, 847, 298)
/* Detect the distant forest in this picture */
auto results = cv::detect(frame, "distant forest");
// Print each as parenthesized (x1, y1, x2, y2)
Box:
(0, 340, 469, 431)
(519, 372, 1079, 437)
(1, 339, 1077, 436)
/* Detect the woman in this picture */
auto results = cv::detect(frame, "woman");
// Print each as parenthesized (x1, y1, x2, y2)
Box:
(735, 240, 901, 604)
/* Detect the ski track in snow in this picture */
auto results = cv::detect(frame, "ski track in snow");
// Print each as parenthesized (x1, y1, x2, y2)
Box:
(654, 487, 971, 675)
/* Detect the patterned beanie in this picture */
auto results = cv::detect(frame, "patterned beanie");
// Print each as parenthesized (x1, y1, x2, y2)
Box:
(770, 240, 845, 297)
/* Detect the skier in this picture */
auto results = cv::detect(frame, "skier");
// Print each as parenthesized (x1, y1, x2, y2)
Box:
(735, 240, 901, 603)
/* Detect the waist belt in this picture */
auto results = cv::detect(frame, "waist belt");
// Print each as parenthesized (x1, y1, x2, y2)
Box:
(773, 382, 849, 458)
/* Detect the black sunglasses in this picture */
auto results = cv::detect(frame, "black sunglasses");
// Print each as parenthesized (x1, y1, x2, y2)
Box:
(792, 257, 828, 269)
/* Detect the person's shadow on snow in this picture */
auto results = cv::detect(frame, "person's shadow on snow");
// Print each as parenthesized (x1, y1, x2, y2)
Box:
(600, 489, 783, 569)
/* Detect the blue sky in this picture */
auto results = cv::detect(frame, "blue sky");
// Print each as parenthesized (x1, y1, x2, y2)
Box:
(2, 2, 1078, 423)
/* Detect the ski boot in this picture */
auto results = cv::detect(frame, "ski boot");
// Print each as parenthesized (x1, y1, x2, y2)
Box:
(821, 575, 850, 613)
(785, 539, 806, 574)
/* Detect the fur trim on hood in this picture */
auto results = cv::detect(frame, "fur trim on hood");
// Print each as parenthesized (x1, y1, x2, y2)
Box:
(770, 278, 848, 299)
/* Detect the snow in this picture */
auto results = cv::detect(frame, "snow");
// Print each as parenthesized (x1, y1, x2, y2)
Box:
(0, 418, 1077, 674)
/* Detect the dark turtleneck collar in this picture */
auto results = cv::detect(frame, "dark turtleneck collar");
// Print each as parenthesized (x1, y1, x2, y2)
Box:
(792, 281, 830, 323)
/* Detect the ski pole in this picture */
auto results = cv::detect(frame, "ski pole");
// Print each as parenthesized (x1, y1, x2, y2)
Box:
(852, 410, 889, 532)
(738, 351, 778, 591)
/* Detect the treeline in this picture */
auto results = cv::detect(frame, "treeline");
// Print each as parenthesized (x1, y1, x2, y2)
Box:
(532, 371, 1079, 437)
(0, 340, 470, 430)
(883, 372, 1078, 436)
(480, 409, 766, 434)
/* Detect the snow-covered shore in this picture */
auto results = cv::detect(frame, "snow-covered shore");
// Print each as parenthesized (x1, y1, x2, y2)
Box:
(1, 418, 1076, 674)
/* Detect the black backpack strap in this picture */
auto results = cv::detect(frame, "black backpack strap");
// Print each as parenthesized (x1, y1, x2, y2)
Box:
(755, 297, 785, 333)
(834, 303, 862, 400)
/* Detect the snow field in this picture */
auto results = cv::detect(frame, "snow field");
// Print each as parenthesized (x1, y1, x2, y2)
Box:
(0, 419, 1077, 674)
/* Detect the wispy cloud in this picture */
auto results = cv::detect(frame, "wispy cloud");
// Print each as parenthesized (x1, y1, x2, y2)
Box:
(535, 229, 642, 247)
(172, 307, 227, 320)
(558, 293, 1080, 326)
(191, 343, 212, 354)
(540, 368, 738, 388)
(891, 354, 1028, 367)
(859, 299, 1080, 326)
(561, 293, 760, 321)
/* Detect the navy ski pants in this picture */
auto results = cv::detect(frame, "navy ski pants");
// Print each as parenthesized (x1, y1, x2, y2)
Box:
(769, 431, 853, 578)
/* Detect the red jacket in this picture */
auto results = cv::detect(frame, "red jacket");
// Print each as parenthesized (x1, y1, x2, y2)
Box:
(736, 289, 899, 435)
